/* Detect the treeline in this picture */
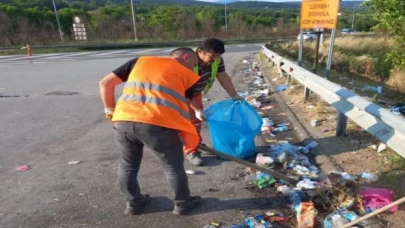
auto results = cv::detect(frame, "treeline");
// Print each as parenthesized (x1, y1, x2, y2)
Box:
(0, 0, 377, 46)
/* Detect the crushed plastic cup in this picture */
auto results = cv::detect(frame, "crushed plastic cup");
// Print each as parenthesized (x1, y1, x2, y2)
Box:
(277, 185, 294, 196)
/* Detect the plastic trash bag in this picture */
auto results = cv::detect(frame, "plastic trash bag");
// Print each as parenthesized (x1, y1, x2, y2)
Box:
(360, 187, 398, 212)
(205, 99, 263, 159)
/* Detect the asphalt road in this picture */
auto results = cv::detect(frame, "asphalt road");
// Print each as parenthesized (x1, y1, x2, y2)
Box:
(0, 43, 289, 228)
(0, 43, 264, 67)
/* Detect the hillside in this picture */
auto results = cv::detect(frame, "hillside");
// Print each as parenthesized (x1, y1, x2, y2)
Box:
(0, 0, 364, 9)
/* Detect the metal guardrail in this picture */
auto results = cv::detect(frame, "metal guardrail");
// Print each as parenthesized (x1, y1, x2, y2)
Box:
(261, 45, 405, 159)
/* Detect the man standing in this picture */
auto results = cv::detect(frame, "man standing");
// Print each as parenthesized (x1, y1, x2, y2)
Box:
(184, 38, 244, 166)
(99, 48, 202, 216)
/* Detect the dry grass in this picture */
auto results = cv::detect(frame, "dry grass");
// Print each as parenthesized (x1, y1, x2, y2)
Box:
(387, 70, 405, 93)
(276, 37, 405, 93)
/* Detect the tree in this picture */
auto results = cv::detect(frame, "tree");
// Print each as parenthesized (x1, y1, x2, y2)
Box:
(366, 0, 405, 69)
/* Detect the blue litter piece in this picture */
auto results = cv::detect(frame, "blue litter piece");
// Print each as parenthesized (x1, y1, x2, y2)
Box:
(276, 84, 288, 92)
(205, 99, 263, 159)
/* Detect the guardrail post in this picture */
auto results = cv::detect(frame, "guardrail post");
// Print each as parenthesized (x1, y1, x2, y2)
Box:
(277, 59, 283, 77)
(336, 112, 348, 137)
(287, 73, 292, 84)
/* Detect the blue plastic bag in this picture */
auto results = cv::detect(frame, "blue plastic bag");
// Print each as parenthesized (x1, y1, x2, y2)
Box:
(205, 99, 263, 159)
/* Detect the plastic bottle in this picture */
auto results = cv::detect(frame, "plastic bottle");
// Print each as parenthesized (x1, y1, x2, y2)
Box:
(300, 141, 319, 153)
(272, 126, 288, 132)
(360, 172, 379, 181)
(331, 214, 348, 227)
(290, 191, 302, 211)
(341, 172, 357, 181)
(339, 210, 360, 222)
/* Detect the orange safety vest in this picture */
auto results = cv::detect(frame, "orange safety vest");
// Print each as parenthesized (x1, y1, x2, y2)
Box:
(112, 56, 200, 149)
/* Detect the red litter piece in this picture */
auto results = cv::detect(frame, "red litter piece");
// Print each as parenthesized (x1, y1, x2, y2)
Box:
(16, 165, 31, 172)
(261, 105, 277, 110)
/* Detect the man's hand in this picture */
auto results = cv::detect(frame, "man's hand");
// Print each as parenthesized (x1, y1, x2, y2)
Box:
(195, 109, 207, 121)
(104, 107, 114, 120)
(231, 95, 245, 101)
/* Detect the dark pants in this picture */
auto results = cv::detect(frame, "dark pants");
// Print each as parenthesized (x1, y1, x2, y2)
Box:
(113, 121, 191, 204)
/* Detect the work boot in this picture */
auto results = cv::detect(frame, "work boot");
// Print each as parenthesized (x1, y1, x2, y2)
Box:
(124, 194, 151, 215)
(186, 152, 204, 166)
(172, 196, 202, 215)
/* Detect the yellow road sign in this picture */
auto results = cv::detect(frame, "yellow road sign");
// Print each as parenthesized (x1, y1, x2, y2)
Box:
(300, 0, 340, 29)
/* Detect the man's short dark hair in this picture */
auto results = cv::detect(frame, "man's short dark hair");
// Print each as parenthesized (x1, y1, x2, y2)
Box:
(170, 47, 195, 56)
(197, 38, 225, 54)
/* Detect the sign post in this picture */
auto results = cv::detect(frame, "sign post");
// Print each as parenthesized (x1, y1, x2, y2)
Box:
(299, 0, 340, 101)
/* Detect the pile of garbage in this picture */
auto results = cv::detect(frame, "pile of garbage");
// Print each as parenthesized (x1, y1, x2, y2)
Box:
(218, 55, 399, 228)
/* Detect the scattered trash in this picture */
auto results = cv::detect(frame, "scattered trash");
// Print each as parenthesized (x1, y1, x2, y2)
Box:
(261, 105, 276, 110)
(186, 170, 196, 175)
(272, 125, 288, 133)
(255, 173, 276, 189)
(360, 172, 379, 181)
(297, 178, 318, 189)
(16, 165, 31, 172)
(276, 84, 288, 92)
(203, 98, 211, 101)
(228, 54, 395, 227)
(256, 153, 274, 165)
(299, 141, 318, 154)
(360, 187, 398, 212)
(277, 185, 295, 196)
(297, 202, 317, 228)
(377, 143, 387, 153)
(329, 171, 357, 181)
(68, 161, 81, 165)
(362, 85, 383, 94)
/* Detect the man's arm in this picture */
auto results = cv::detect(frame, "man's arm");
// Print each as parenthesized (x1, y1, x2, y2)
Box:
(216, 71, 239, 98)
(99, 57, 139, 118)
(99, 73, 123, 115)
(215, 57, 242, 99)
(185, 83, 201, 111)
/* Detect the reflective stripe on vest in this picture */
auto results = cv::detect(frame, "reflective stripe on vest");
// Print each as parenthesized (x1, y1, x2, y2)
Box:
(123, 81, 187, 103)
(194, 58, 221, 94)
(118, 81, 190, 120)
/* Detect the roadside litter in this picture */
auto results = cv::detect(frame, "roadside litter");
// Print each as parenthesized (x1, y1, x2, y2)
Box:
(200, 55, 401, 227)
(16, 165, 31, 172)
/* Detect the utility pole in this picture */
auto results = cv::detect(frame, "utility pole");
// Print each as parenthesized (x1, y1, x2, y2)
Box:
(224, 4, 228, 30)
(52, 0, 64, 42)
(130, 0, 138, 41)
(351, 5, 356, 30)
